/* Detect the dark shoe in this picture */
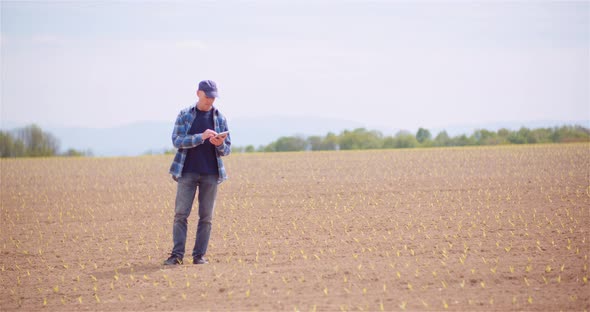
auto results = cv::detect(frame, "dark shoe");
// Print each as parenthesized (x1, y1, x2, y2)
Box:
(163, 255, 183, 265)
(193, 256, 208, 264)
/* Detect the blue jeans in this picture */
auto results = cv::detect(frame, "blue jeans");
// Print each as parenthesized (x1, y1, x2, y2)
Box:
(171, 173, 218, 259)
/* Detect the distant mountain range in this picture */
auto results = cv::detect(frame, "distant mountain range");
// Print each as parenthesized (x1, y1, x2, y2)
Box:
(1, 118, 588, 157)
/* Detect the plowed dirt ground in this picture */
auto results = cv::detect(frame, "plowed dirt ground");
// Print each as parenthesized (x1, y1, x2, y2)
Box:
(1, 144, 589, 311)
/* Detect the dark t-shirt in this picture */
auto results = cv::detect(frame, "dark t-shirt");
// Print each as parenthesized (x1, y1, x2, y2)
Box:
(182, 109, 219, 175)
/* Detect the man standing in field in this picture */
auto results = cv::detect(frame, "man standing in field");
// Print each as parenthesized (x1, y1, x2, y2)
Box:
(164, 80, 231, 265)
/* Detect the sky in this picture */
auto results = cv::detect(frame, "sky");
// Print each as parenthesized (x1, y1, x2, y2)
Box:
(1, 1, 589, 131)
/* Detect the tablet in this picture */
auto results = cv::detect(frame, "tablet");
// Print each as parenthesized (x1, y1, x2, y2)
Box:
(215, 131, 230, 139)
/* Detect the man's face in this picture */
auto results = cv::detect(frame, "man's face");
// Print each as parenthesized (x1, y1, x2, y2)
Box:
(197, 90, 216, 110)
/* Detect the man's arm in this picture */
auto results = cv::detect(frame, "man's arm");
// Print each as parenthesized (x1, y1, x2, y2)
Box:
(171, 111, 216, 149)
(212, 132, 231, 156)
(210, 115, 231, 156)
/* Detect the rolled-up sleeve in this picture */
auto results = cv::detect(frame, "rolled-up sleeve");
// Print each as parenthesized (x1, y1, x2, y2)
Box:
(215, 114, 231, 156)
(171, 111, 203, 149)
(216, 133, 231, 156)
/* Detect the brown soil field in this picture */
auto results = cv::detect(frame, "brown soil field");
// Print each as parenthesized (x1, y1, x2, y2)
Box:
(1, 144, 589, 311)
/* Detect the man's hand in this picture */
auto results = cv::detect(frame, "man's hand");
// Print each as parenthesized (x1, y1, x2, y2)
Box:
(209, 135, 225, 146)
(202, 129, 217, 140)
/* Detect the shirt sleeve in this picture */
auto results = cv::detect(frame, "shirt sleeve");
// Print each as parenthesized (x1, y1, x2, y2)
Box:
(215, 116, 231, 156)
(171, 111, 204, 149)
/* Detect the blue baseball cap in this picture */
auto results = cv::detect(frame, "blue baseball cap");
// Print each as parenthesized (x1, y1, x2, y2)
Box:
(198, 80, 219, 98)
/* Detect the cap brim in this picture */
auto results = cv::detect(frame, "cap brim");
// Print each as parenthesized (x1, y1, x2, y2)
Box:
(205, 91, 218, 98)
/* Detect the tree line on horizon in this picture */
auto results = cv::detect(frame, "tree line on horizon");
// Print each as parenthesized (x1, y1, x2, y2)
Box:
(1, 124, 92, 158)
(233, 125, 590, 153)
(2, 124, 588, 158)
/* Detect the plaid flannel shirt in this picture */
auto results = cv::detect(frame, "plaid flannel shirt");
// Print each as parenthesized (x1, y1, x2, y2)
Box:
(169, 105, 231, 183)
